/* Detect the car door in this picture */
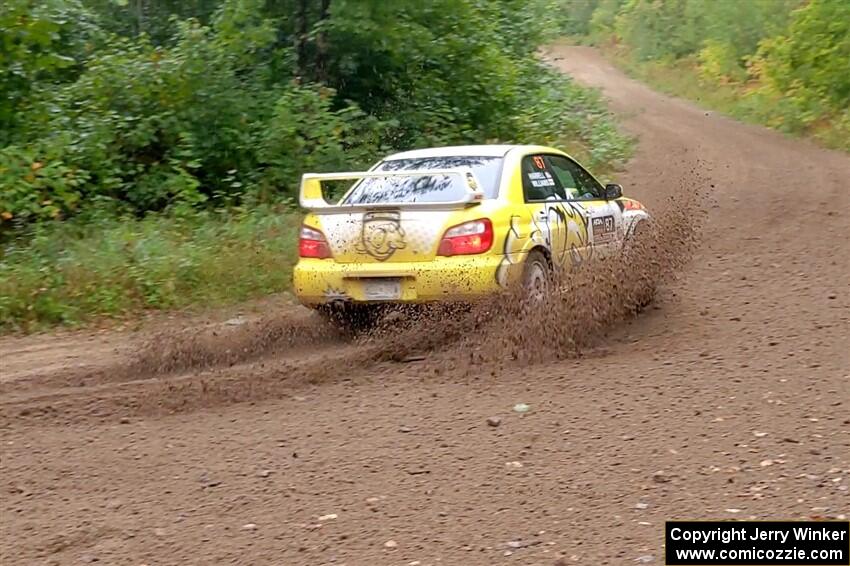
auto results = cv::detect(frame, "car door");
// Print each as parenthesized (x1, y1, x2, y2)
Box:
(520, 154, 589, 270)
(545, 154, 624, 258)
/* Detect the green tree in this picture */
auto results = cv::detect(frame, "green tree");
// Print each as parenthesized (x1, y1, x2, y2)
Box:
(755, 0, 850, 115)
(2, 0, 631, 226)
(0, 0, 101, 144)
(615, 0, 699, 60)
(81, 0, 221, 42)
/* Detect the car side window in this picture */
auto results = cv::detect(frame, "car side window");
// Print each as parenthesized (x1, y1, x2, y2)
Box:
(522, 155, 566, 202)
(546, 155, 604, 200)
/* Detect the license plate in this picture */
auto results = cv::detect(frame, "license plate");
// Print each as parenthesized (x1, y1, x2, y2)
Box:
(362, 278, 402, 301)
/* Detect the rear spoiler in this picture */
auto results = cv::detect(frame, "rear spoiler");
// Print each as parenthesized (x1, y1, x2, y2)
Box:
(299, 168, 485, 212)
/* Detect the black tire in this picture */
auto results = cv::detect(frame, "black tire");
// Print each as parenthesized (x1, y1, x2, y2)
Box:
(623, 219, 650, 255)
(316, 303, 381, 334)
(522, 250, 550, 302)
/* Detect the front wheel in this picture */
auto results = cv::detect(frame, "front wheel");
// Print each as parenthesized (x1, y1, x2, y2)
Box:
(622, 221, 656, 310)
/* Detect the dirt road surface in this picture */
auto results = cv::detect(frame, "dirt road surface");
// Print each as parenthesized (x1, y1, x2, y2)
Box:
(2, 46, 848, 565)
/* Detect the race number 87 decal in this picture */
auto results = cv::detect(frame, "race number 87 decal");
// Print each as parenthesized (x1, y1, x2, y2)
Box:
(592, 215, 616, 243)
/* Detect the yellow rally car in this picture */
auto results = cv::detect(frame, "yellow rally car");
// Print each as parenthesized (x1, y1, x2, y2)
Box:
(293, 145, 649, 312)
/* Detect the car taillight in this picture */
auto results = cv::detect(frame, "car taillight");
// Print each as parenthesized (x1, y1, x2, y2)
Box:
(437, 218, 493, 256)
(299, 225, 331, 259)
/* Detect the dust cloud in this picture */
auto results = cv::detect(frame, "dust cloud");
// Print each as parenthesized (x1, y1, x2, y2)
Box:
(363, 185, 704, 367)
(129, 310, 342, 376)
(131, 182, 704, 390)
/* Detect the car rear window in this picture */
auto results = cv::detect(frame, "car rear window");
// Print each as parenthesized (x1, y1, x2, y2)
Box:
(342, 156, 503, 204)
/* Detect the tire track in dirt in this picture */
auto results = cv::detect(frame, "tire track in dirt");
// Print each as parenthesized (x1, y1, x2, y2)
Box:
(0, 312, 351, 424)
(1, 184, 703, 426)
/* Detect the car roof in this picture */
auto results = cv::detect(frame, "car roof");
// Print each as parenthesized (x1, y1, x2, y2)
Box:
(383, 144, 556, 160)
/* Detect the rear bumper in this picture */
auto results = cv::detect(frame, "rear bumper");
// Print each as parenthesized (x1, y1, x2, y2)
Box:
(293, 254, 508, 306)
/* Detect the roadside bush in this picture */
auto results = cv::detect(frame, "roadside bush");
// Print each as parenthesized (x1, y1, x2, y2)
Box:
(19, 24, 272, 216)
(0, 141, 87, 226)
(0, 0, 634, 330)
(0, 0, 102, 145)
(2, 0, 632, 229)
(697, 41, 746, 84)
(256, 85, 384, 197)
(514, 72, 632, 170)
(0, 206, 299, 331)
(752, 0, 850, 126)
(559, 0, 849, 152)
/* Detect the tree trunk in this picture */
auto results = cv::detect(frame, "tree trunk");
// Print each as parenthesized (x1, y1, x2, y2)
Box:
(315, 0, 331, 83)
(134, 0, 143, 36)
(295, 0, 310, 82)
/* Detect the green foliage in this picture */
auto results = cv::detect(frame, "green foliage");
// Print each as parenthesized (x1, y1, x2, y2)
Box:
(1, 9, 383, 224)
(559, 0, 848, 151)
(615, 0, 699, 61)
(36, 23, 273, 210)
(754, 0, 850, 118)
(81, 0, 222, 43)
(685, 0, 797, 63)
(0, 0, 102, 144)
(0, 206, 299, 331)
(697, 40, 746, 84)
(2, 0, 630, 229)
(0, 0, 634, 329)
(587, 0, 626, 42)
(559, 0, 599, 37)
(607, 0, 798, 62)
(257, 85, 383, 195)
(0, 142, 88, 224)
(318, 0, 561, 147)
(514, 71, 632, 169)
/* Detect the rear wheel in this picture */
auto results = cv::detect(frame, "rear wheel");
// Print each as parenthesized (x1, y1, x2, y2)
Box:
(316, 303, 382, 334)
(522, 250, 550, 303)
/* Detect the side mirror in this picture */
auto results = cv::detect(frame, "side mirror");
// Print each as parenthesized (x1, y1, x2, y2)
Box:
(604, 183, 623, 200)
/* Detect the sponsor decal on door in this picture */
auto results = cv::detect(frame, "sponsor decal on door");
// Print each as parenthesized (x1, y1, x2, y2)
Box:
(591, 215, 616, 244)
